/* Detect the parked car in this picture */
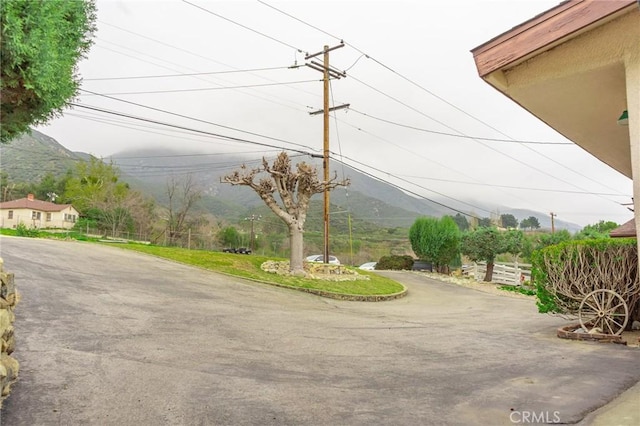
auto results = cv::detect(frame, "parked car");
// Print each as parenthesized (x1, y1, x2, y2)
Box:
(222, 247, 252, 254)
(305, 254, 340, 264)
(412, 260, 433, 271)
(358, 262, 377, 271)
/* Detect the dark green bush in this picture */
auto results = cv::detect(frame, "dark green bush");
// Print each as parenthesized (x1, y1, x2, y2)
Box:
(376, 255, 414, 270)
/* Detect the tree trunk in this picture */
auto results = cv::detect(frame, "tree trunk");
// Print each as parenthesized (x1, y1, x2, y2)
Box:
(484, 261, 494, 282)
(289, 224, 305, 275)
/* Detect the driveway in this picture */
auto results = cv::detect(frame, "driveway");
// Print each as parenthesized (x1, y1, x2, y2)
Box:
(1, 236, 638, 425)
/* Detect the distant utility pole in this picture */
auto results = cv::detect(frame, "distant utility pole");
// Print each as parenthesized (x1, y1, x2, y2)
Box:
(550, 212, 557, 234)
(245, 214, 261, 252)
(306, 43, 349, 264)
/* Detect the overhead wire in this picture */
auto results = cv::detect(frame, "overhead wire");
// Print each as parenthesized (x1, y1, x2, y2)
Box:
(78, 84, 622, 206)
(45, 4, 625, 222)
(255, 0, 629, 200)
(328, 79, 352, 215)
(333, 116, 530, 203)
(1, 144, 281, 163)
(69, 102, 317, 156)
(349, 108, 574, 145)
(347, 75, 629, 204)
(63, 112, 272, 148)
(396, 174, 628, 197)
(180, 0, 306, 54)
(59, 101, 492, 217)
(92, 24, 315, 112)
(92, 79, 320, 96)
(331, 152, 493, 215)
(329, 155, 486, 219)
(78, 89, 320, 153)
(84, 66, 290, 81)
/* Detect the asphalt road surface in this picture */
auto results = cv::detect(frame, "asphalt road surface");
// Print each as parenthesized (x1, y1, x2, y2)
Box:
(1, 236, 638, 425)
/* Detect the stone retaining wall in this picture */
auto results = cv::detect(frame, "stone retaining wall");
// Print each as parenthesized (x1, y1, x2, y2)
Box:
(0, 258, 18, 407)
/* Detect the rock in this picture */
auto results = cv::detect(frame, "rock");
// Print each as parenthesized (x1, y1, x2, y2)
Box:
(632, 320, 640, 331)
(574, 328, 586, 334)
(587, 327, 603, 335)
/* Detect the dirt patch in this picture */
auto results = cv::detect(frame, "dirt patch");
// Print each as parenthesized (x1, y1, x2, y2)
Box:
(621, 330, 640, 347)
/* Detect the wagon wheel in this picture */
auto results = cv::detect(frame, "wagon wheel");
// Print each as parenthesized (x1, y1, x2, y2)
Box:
(578, 289, 629, 335)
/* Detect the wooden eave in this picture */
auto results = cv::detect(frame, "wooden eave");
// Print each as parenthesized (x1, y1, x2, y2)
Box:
(471, 0, 637, 77)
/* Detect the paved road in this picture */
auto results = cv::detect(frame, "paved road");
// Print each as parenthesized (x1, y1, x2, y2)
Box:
(0, 236, 638, 425)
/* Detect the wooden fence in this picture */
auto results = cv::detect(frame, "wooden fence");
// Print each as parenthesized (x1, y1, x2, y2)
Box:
(462, 262, 532, 286)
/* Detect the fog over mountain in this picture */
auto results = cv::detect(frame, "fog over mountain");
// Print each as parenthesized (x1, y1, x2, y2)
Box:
(1, 129, 583, 232)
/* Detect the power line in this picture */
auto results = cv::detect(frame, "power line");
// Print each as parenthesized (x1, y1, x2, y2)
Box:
(257, 0, 340, 40)
(29, 101, 485, 219)
(78, 89, 320, 153)
(64, 112, 251, 148)
(328, 156, 485, 219)
(75, 93, 625, 215)
(334, 116, 531, 205)
(181, 0, 306, 54)
(84, 66, 289, 81)
(1, 144, 281, 163)
(99, 20, 243, 70)
(91, 79, 319, 96)
(256, 1, 627, 198)
(397, 174, 629, 197)
(348, 74, 628, 202)
(69, 102, 317, 156)
(91, 43, 194, 78)
(328, 151, 493, 215)
(349, 108, 574, 145)
(94, 24, 315, 113)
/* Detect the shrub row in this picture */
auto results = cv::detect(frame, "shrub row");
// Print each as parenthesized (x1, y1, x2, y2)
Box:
(531, 238, 639, 317)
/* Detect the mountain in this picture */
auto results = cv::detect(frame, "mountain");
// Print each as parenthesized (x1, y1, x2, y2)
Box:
(0, 129, 86, 181)
(498, 208, 581, 233)
(0, 130, 584, 232)
(108, 148, 452, 228)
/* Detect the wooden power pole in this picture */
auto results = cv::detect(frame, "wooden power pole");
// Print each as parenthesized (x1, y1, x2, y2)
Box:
(550, 212, 556, 234)
(306, 43, 348, 264)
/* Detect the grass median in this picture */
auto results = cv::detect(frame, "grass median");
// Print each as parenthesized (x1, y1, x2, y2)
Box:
(115, 243, 405, 297)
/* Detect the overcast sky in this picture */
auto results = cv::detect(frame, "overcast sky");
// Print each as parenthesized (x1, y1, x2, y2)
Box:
(35, 0, 634, 227)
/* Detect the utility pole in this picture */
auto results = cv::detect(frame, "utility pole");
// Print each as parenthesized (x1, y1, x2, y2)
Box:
(550, 212, 556, 234)
(244, 214, 261, 253)
(306, 43, 348, 264)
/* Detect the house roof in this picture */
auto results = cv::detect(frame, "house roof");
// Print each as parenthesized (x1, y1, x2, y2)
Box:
(609, 219, 637, 238)
(0, 197, 74, 213)
(471, 0, 637, 77)
(471, 0, 639, 178)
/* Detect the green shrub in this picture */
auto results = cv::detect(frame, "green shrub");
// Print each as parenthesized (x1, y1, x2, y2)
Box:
(16, 223, 39, 237)
(531, 238, 638, 314)
(376, 255, 414, 270)
(499, 285, 536, 296)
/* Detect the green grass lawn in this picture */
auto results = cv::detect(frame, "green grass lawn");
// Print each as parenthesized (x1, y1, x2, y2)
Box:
(115, 243, 405, 297)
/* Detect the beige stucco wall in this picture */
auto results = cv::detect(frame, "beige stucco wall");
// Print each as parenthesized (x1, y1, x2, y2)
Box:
(0, 206, 78, 229)
(498, 10, 640, 178)
(626, 56, 640, 259)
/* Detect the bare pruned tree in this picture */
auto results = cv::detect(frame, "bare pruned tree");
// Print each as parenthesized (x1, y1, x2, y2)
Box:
(222, 152, 348, 275)
(166, 174, 202, 246)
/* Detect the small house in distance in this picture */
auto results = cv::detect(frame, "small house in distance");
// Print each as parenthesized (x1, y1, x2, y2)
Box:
(0, 194, 79, 230)
(610, 218, 637, 238)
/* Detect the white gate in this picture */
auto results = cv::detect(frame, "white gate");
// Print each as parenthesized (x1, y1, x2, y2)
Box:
(462, 262, 531, 286)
